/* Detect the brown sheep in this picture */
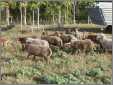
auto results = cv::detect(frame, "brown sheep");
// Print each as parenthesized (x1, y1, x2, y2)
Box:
(17, 37, 27, 51)
(0, 37, 10, 47)
(41, 32, 63, 48)
(48, 31, 61, 37)
(85, 33, 99, 44)
(64, 42, 71, 49)
(70, 39, 95, 54)
(25, 43, 52, 63)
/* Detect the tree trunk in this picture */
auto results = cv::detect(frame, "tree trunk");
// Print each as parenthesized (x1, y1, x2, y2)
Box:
(6, 7, 10, 25)
(0, 9, 1, 25)
(37, 8, 39, 29)
(33, 10, 35, 26)
(58, 9, 61, 24)
(64, 11, 67, 24)
(73, 2, 76, 24)
(52, 14, 55, 25)
(24, 7, 27, 25)
(66, 5, 69, 24)
(20, 7, 23, 31)
(32, 9, 35, 32)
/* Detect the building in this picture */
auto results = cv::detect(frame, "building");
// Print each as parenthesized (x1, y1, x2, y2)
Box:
(88, 0, 112, 30)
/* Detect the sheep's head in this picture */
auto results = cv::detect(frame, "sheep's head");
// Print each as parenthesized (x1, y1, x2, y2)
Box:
(17, 37, 27, 44)
(41, 31, 48, 36)
(75, 28, 79, 33)
(64, 43, 71, 48)
(54, 31, 61, 37)
(41, 31, 48, 39)
(96, 33, 105, 41)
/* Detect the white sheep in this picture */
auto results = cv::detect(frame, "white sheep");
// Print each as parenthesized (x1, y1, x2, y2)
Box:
(26, 37, 50, 48)
(97, 33, 112, 52)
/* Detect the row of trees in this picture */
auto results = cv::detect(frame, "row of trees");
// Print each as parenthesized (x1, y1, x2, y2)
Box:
(0, 0, 96, 30)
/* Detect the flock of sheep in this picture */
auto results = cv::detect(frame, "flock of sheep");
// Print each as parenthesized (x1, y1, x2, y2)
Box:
(15, 28, 112, 63)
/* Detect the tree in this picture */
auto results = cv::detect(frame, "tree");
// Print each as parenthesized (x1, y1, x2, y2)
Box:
(0, 2, 5, 24)
(36, 1, 42, 29)
(23, 2, 27, 25)
(78, 0, 96, 22)
(19, 1, 24, 31)
(46, 1, 57, 24)
(10, 1, 17, 24)
(5, 2, 10, 25)
(73, 0, 76, 24)
(0, 1, 10, 25)
(28, 1, 38, 32)
(62, 0, 72, 24)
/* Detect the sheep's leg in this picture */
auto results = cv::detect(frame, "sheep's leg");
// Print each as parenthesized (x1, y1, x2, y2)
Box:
(22, 44, 25, 51)
(27, 54, 30, 58)
(76, 49, 80, 55)
(71, 48, 75, 55)
(44, 56, 50, 64)
(42, 57, 45, 62)
(33, 55, 36, 60)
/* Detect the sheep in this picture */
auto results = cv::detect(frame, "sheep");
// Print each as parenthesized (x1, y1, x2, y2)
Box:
(17, 37, 27, 51)
(26, 37, 49, 48)
(25, 43, 52, 63)
(70, 39, 95, 54)
(85, 33, 98, 43)
(96, 33, 112, 52)
(64, 42, 71, 49)
(17, 37, 36, 50)
(41, 32, 63, 48)
(70, 37, 78, 42)
(63, 36, 77, 49)
(0, 37, 11, 47)
(59, 33, 77, 44)
(48, 31, 61, 37)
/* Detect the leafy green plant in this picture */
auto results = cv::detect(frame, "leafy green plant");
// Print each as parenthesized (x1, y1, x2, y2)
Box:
(39, 74, 68, 84)
(72, 70, 81, 78)
(16, 66, 41, 78)
(101, 76, 111, 84)
(86, 68, 104, 77)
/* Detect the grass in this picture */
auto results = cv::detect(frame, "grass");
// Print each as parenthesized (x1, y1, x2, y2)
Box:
(64, 23, 98, 29)
(0, 25, 112, 84)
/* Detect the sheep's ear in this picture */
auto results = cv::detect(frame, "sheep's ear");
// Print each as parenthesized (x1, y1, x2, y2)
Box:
(60, 32, 63, 35)
(42, 31, 46, 35)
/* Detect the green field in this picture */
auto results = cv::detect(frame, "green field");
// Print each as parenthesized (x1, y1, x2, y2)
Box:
(0, 25, 112, 84)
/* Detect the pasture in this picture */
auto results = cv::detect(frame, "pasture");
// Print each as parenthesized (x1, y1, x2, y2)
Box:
(0, 25, 112, 84)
